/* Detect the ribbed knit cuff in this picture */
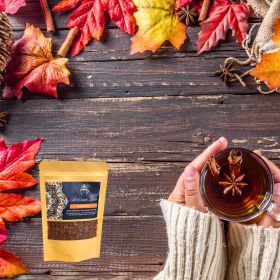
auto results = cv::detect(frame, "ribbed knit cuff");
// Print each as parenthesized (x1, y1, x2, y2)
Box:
(154, 200, 227, 280)
(227, 223, 280, 280)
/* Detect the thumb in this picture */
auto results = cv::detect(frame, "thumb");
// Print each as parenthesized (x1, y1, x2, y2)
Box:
(184, 166, 205, 212)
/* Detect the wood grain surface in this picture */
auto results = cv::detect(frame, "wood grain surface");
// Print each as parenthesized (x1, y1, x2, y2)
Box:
(1, 1, 279, 279)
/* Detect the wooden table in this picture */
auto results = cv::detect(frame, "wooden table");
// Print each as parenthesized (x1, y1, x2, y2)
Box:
(2, 2, 280, 279)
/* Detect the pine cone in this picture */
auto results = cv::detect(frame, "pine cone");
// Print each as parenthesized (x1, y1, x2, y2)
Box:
(0, 12, 12, 82)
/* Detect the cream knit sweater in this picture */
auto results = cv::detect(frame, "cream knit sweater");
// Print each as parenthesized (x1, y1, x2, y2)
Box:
(154, 200, 280, 280)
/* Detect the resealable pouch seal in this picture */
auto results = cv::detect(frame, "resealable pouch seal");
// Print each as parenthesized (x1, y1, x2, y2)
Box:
(40, 160, 108, 262)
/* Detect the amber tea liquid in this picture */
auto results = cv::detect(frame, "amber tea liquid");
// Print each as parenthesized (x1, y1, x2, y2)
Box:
(201, 148, 273, 222)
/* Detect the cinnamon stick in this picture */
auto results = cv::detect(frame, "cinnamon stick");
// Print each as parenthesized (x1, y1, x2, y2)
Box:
(40, 0, 55, 33)
(199, 0, 211, 22)
(228, 149, 243, 178)
(58, 27, 79, 57)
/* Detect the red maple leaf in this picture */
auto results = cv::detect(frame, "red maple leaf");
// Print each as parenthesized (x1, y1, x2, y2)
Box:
(196, 0, 249, 53)
(0, 228, 28, 278)
(176, 0, 192, 10)
(0, 138, 42, 191)
(0, 138, 42, 278)
(53, 0, 136, 56)
(3, 24, 70, 99)
(0, 0, 26, 14)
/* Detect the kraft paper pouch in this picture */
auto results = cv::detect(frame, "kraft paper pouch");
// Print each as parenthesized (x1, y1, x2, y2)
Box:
(40, 160, 108, 262)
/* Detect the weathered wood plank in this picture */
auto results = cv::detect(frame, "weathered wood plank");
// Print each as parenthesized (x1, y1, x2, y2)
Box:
(1, 52, 256, 99)
(15, 273, 156, 280)
(6, 217, 166, 276)
(0, 95, 279, 162)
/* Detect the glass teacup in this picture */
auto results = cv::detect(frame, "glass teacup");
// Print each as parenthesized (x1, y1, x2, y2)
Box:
(200, 148, 280, 222)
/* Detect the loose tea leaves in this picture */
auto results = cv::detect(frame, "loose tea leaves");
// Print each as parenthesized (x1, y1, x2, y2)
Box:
(48, 220, 97, 240)
(208, 149, 248, 196)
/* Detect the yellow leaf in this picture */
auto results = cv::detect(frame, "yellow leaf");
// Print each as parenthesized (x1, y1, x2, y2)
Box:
(251, 18, 280, 89)
(131, 0, 187, 54)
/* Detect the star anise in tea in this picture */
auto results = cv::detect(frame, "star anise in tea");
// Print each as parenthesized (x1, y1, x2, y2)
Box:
(208, 149, 248, 196)
(177, 6, 198, 25)
(219, 173, 248, 196)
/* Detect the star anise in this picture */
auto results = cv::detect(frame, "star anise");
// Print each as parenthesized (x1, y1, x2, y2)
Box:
(219, 173, 248, 196)
(215, 61, 239, 86)
(177, 6, 198, 25)
(0, 111, 8, 127)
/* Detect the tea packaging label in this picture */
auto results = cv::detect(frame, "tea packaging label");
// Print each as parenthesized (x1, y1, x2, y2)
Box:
(40, 160, 108, 262)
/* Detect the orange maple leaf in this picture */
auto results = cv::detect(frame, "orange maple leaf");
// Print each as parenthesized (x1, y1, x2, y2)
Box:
(0, 247, 29, 278)
(3, 24, 70, 99)
(0, 194, 41, 225)
(251, 18, 280, 89)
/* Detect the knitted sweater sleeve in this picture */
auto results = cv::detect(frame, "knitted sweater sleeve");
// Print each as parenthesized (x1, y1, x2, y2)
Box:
(227, 222, 280, 280)
(153, 200, 227, 280)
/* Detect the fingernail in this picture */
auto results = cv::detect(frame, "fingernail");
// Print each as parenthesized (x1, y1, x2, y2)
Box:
(275, 183, 280, 195)
(184, 166, 195, 178)
(218, 136, 226, 143)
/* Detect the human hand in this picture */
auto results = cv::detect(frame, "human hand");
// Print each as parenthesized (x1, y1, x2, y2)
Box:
(168, 137, 228, 212)
(253, 150, 280, 228)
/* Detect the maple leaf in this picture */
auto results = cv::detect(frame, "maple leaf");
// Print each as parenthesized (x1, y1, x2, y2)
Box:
(0, 138, 42, 278)
(176, 0, 192, 10)
(53, 0, 136, 56)
(0, 0, 26, 14)
(0, 193, 41, 225)
(131, 0, 187, 54)
(196, 0, 249, 54)
(0, 228, 8, 245)
(250, 19, 280, 89)
(3, 24, 70, 99)
(0, 138, 42, 190)
(0, 247, 29, 278)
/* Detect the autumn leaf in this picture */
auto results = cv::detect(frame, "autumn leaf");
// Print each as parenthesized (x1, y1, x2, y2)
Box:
(0, 247, 29, 278)
(0, 0, 26, 14)
(53, 0, 136, 56)
(0, 193, 41, 225)
(3, 24, 70, 99)
(131, 0, 187, 54)
(176, 0, 192, 10)
(196, 0, 249, 53)
(0, 138, 42, 278)
(0, 228, 8, 245)
(251, 19, 280, 89)
(0, 138, 42, 190)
